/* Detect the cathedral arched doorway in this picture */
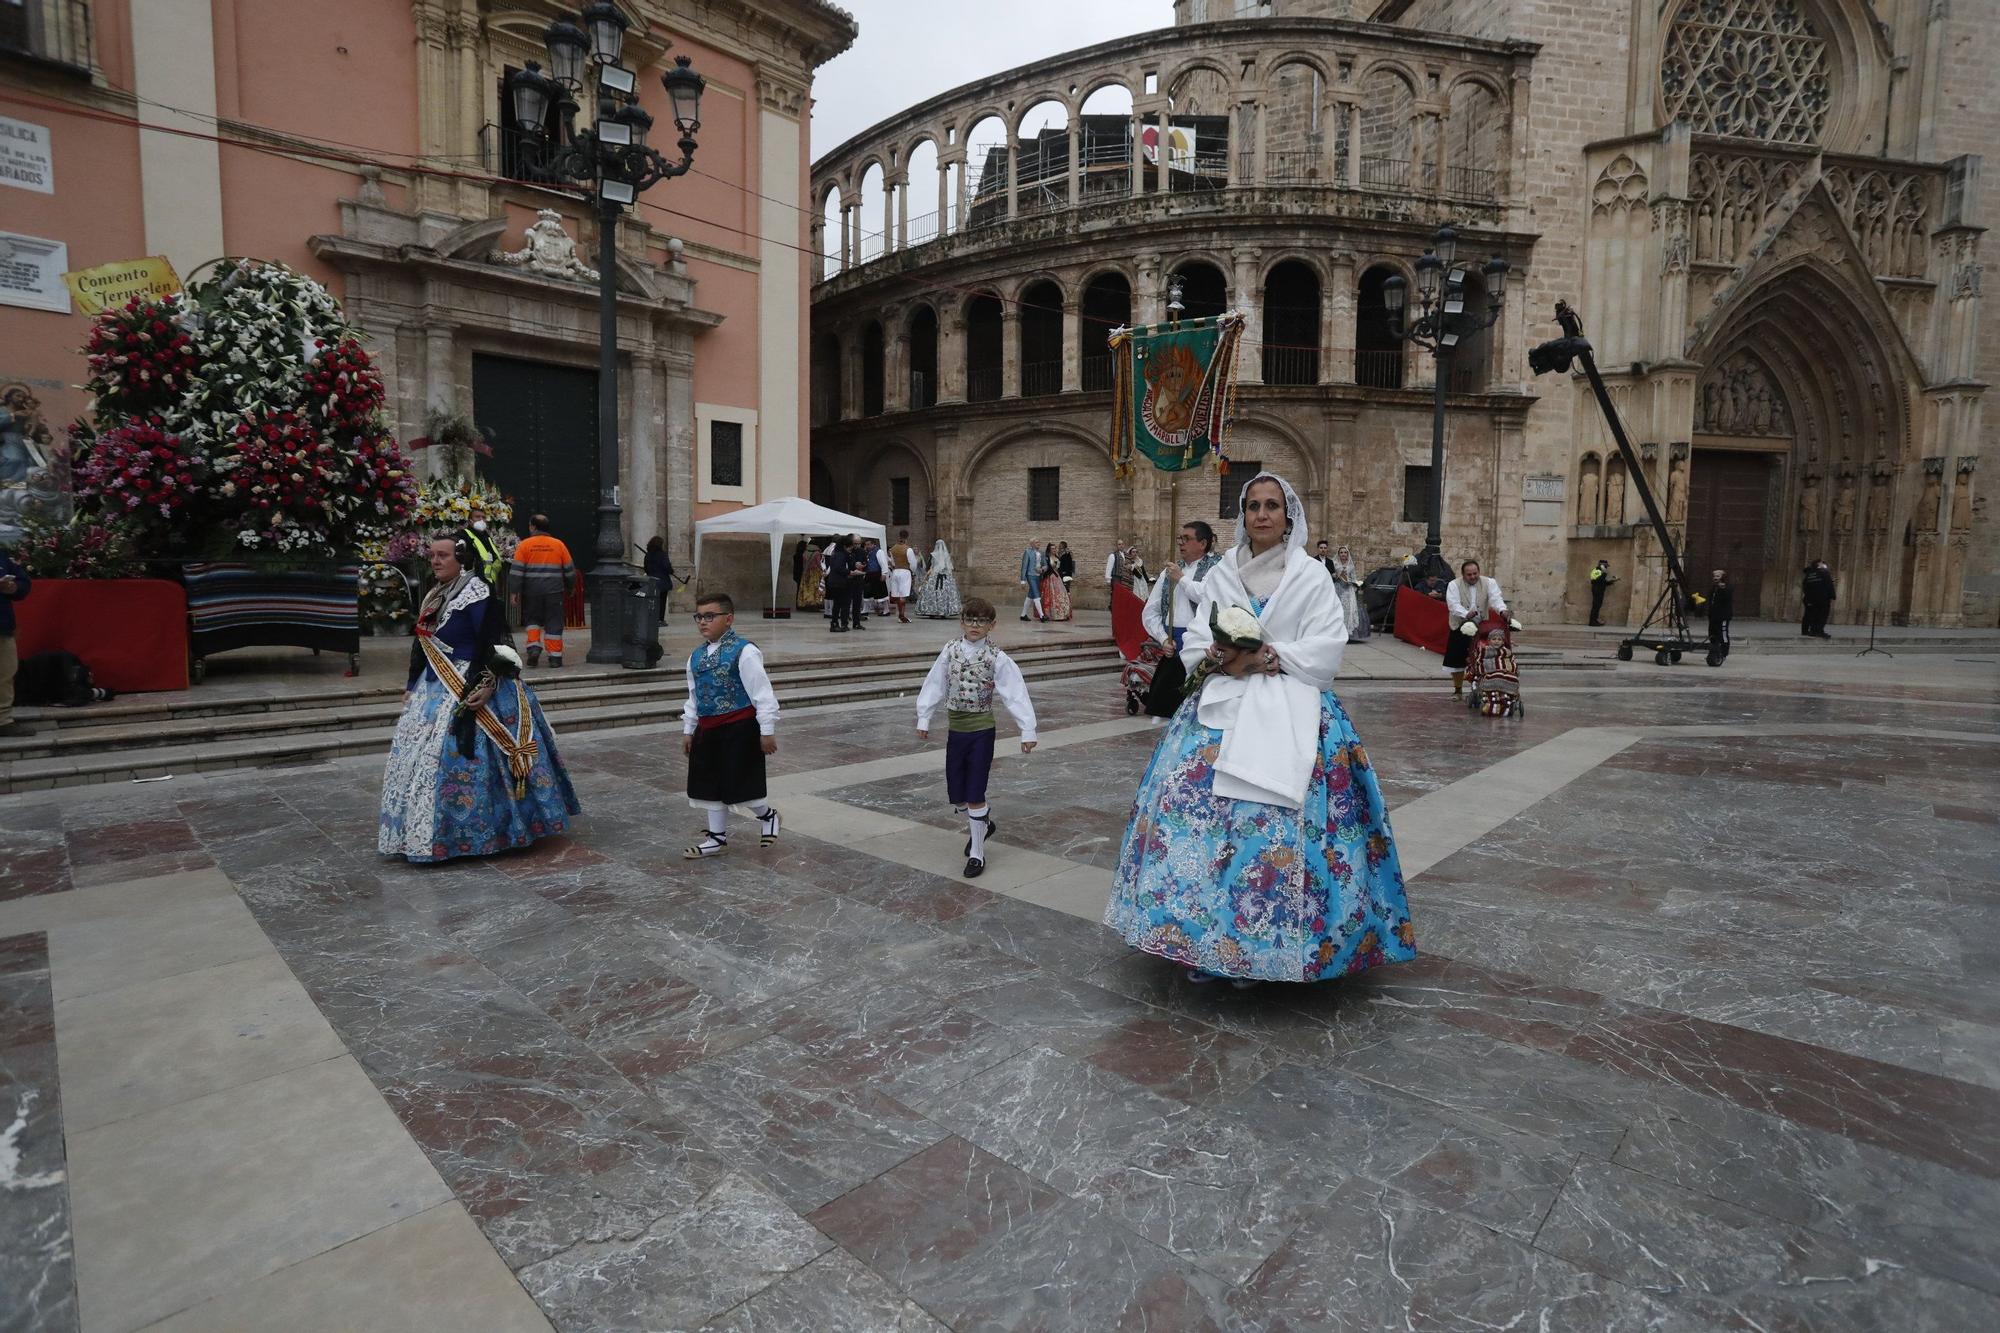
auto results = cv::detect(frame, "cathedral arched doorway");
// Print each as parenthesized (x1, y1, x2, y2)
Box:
(1689, 255, 1916, 623)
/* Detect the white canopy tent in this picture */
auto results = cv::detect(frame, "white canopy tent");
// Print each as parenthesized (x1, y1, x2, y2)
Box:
(691, 496, 886, 610)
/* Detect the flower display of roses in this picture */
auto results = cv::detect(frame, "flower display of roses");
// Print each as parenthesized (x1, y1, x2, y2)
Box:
(17, 517, 142, 580)
(63, 258, 415, 564)
(82, 296, 201, 419)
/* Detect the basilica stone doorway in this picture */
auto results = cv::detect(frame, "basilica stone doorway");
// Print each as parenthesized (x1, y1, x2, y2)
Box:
(1685, 447, 1776, 616)
(473, 355, 600, 569)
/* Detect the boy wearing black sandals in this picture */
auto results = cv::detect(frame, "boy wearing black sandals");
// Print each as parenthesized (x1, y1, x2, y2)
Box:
(680, 593, 781, 858)
(915, 598, 1038, 878)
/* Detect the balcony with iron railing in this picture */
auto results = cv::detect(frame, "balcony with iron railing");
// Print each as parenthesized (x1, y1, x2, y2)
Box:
(1021, 360, 1063, 397)
(1, 0, 92, 74)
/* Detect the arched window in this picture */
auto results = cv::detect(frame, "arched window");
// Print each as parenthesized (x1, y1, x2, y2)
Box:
(1169, 260, 1228, 320)
(1661, 0, 1830, 145)
(1355, 265, 1405, 389)
(1164, 66, 1231, 192)
(1019, 281, 1064, 398)
(810, 331, 842, 424)
(1017, 101, 1070, 215)
(820, 186, 844, 280)
(1264, 62, 1325, 185)
(1081, 272, 1132, 390)
(1079, 85, 1134, 199)
(1448, 270, 1492, 393)
(906, 140, 941, 246)
(857, 163, 888, 262)
(965, 292, 1004, 402)
(1262, 260, 1321, 385)
(964, 115, 1009, 228)
(1445, 81, 1504, 202)
(907, 305, 939, 408)
(860, 321, 885, 416)
(1358, 69, 1415, 191)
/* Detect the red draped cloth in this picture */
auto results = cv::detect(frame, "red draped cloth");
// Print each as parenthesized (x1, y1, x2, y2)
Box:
(15, 579, 190, 693)
(1111, 581, 1151, 662)
(1392, 585, 1451, 656)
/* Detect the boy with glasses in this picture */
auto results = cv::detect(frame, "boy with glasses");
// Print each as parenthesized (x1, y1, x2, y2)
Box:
(915, 598, 1038, 878)
(680, 593, 781, 858)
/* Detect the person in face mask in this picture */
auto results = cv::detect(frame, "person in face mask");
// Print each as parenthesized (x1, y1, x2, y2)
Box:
(462, 501, 504, 587)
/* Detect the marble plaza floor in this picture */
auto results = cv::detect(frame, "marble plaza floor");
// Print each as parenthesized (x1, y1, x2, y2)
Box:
(2, 644, 1998, 1330)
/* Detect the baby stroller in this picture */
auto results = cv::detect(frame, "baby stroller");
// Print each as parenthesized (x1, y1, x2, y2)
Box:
(1111, 580, 1164, 716)
(1464, 616, 1524, 717)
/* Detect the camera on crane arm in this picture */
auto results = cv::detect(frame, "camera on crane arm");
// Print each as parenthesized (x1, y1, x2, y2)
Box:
(1528, 300, 1592, 377)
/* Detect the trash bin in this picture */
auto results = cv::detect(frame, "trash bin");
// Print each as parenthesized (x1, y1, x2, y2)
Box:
(622, 575, 661, 670)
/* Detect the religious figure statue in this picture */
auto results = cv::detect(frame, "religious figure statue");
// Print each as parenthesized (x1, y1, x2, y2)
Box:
(1916, 465, 1944, 535)
(1665, 455, 1688, 524)
(1797, 477, 1820, 535)
(1577, 460, 1601, 526)
(1603, 458, 1628, 525)
(1833, 479, 1857, 535)
(491, 208, 599, 282)
(1951, 462, 1975, 532)
(1865, 477, 1892, 535)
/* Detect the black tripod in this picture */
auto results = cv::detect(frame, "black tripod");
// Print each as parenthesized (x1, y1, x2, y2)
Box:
(1530, 302, 1702, 666)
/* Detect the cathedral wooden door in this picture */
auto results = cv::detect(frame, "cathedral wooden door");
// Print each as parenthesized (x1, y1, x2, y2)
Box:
(1686, 449, 1772, 616)
(472, 355, 600, 570)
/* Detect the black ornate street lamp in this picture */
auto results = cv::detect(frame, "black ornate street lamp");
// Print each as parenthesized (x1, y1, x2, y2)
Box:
(1381, 224, 1508, 578)
(504, 3, 704, 663)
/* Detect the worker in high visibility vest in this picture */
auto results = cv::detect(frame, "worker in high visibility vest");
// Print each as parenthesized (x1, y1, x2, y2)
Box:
(463, 501, 504, 587)
(509, 514, 579, 666)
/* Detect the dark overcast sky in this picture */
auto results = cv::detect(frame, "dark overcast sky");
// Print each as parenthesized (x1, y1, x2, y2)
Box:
(809, 0, 1173, 159)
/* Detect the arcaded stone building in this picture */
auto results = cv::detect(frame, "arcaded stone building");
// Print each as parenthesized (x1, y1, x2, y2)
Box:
(809, 0, 1995, 625)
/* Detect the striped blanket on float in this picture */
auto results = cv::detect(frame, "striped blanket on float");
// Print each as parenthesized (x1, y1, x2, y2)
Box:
(184, 563, 361, 658)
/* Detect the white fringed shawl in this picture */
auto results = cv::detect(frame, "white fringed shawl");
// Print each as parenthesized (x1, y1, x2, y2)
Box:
(1181, 544, 1348, 810)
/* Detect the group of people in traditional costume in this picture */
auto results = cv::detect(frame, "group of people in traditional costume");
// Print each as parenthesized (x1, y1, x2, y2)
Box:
(379, 472, 1422, 997)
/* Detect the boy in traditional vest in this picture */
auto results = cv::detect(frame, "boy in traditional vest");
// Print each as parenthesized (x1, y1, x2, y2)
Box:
(680, 592, 781, 858)
(914, 597, 1038, 879)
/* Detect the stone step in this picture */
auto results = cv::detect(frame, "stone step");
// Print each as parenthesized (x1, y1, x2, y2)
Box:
(1, 656, 1127, 793)
(18, 639, 1115, 735)
(0, 649, 1123, 765)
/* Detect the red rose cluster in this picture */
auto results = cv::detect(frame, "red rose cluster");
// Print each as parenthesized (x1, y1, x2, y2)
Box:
(303, 336, 387, 439)
(84, 297, 199, 415)
(349, 431, 416, 524)
(222, 410, 340, 530)
(75, 420, 206, 527)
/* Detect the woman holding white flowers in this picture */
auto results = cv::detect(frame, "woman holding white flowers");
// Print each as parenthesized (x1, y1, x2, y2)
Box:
(379, 533, 580, 862)
(1104, 472, 1415, 985)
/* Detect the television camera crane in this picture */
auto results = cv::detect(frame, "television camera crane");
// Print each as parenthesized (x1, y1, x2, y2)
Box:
(1528, 301, 1706, 666)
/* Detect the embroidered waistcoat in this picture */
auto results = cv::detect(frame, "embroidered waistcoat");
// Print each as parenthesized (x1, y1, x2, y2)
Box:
(945, 638, 998, 713)
(690, 632, 753, 716)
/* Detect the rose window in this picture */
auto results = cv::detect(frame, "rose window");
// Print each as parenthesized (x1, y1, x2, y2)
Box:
(1661, 0, 1831, 145)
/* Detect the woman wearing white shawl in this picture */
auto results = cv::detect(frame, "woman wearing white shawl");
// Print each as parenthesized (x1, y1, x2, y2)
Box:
(916, 539, 962, 618)
(1104, 472, 1415, 985)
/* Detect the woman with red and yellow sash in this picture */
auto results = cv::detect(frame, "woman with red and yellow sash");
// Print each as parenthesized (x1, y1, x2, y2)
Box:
(378, 533, 580, 862)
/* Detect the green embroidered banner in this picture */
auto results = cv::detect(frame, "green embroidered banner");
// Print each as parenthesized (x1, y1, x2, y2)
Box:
(1110, 313, 1245, 475)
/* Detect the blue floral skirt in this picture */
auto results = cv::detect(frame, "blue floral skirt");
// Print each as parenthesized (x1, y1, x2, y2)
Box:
(378, 673, 582, 863)
(1104, 689, 1416, 982)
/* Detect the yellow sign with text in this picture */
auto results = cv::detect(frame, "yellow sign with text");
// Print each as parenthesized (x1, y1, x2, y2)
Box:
(61, 256, 183, 316)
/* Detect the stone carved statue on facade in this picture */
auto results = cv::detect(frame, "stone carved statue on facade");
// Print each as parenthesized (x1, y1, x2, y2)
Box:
(1916, 462, 1944, 535)
(1698, 352, 1792, 437)
(1577, 458, 1601, 526)
(1796, 476, 1820, 535)
(492, 208, 599, 282)
(1951, 460, 1975, 531)
(1832, 476, 1857, 536)
(1865, 472, 1893, 536)
(1603, 457, 1628, 525)
(1665, 453, 1688, 524)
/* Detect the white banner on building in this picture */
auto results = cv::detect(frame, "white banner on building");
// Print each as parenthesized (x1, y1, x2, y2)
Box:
(0, 232, 72, 313)
(0, 116, 55, 194)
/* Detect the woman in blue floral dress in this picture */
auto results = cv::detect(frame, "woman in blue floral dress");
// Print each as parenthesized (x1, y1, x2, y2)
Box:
(378, 534, 580, 862)
(1104, 473, 1415, 985)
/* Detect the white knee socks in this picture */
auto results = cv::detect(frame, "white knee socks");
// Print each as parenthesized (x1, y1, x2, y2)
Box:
(967, 805, 990, 858)
(706, 807, 728, 835)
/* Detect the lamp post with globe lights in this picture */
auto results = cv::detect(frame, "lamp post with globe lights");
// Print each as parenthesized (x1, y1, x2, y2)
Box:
(503, 2, 704, 663)
(1380, 224, 1509, 578)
